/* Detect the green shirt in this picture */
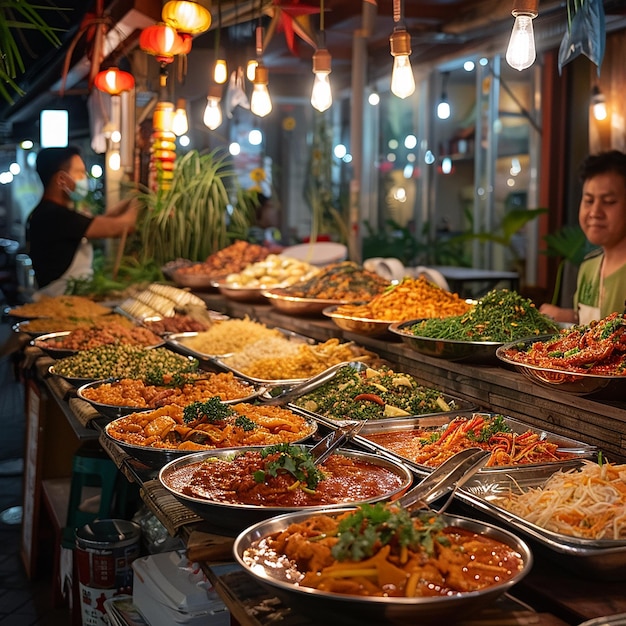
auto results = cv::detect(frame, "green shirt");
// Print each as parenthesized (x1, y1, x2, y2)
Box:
(574, 249, 626, 317)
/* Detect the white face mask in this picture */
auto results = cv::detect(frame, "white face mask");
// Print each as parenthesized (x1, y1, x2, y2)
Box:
(65, 177, 89, 202)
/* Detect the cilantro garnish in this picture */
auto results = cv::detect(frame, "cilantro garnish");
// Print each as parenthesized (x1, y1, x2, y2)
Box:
(234, 415, 257, 431)
(331, 503, 446, 561)
(253, 444, 326, 491)
(183, 398, 234, 424)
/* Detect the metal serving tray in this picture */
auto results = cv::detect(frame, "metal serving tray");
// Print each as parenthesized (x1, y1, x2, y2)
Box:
(458, 466, 626, 579)
(350, 411, 596, 476)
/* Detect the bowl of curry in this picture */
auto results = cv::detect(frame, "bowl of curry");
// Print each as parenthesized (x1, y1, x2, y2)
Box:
(158, 444, 414, 534)
(233, 506, 532, 622)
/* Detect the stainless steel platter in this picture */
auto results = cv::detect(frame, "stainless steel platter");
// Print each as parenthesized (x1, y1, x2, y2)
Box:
(31, 331, 76, 358)
(496, 337, 626, 395)
(458, 466, 626, 579)
(104, 412, 318, 469)
(158, 446, 414, 535)
(165, 331, 235, 359)
(76, 376, 262, 420)
(233, 509, 533, 623)
(351, 412, 596, 476)
(389, 319, 502, 363)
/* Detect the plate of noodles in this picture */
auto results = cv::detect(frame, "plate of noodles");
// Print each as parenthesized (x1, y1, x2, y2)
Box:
(459, 460, 626, 579)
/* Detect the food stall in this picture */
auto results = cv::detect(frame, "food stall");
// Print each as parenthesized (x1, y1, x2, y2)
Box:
(10, 278, 626, 626)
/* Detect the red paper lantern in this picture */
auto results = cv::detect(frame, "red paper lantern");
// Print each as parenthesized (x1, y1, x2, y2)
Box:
(94, 68, 135, 95)
(139, 23, 186, 64)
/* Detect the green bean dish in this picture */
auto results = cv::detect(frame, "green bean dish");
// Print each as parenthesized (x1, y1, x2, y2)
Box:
(292, 365, 460, 421)
(407, 289, 560, 343)
(51, 344, 199, 381)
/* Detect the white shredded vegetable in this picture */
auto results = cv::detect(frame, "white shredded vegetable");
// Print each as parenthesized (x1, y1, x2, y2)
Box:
(494, 460, 626, 540)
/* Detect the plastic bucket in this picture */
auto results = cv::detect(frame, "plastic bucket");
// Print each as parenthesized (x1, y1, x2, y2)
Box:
(75, 519, 141, 626)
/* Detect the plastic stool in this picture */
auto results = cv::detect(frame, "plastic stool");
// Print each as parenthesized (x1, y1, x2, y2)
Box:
(61, 444, 129, 548)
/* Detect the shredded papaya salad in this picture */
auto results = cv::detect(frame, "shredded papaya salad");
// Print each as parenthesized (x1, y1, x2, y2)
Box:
(500, 312, 626, 375)
(493, 460, 626, 540)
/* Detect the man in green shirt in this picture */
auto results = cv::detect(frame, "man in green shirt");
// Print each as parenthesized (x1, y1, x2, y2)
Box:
(541, 150, 626, 325)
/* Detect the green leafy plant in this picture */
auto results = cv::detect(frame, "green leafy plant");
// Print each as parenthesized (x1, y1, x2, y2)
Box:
(133, 149, 259, 266)
(0, 1, 66, 103)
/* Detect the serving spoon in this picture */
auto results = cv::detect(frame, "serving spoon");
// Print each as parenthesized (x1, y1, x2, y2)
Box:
(260, 360, 367, 405)
(309, 422, 366, 466)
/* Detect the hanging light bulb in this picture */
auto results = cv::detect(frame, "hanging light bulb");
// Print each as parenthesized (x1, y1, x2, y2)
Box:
(388, 0, 414, 99)
(203, 85, 223, 130)
(246, 59, 258, 82)
(591, 85, 607, 121)
(172, 98, 189, 136)
(213, 59, 228, 84)
(311, 48, 332, 112)
(505, 0, 538, 71)
(251, 63, 272, 117)
(436, 72, 451, 120)
(390, 29, 415, 99)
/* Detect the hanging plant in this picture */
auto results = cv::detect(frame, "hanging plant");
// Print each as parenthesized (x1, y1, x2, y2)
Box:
(558, 0, 606, 74)
(0, 0, 65, 103)
(133, 149, 258, 266)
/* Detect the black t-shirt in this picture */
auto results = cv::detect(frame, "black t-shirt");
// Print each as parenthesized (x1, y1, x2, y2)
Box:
(26, 199, 93, 288)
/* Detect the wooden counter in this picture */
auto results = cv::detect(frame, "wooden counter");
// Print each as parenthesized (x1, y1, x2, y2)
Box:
(26, 294, 626, 625)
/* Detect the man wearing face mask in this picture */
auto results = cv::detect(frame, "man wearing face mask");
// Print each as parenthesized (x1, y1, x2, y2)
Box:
(25, 145, 139, 298)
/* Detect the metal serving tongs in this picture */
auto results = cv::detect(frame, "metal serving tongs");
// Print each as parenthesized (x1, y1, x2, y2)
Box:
(309, 422, 366, 466)
(260, 361, 367, 406)
(394, 447, 491, 514)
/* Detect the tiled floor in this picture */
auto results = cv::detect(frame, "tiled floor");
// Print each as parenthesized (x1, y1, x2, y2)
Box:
(0, 321, 72, 625)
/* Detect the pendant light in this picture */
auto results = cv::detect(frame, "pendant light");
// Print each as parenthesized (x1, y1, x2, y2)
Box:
(172, 98, 189, 136)
(505, 0, 538, 71)
(436, 72, 451, 120)
(311, 0, 332, 112)
(203, 84, 223, 130)
(250, 25, 272, 117)
(389, 0, 415, 99)
(213, 2, 228, 84)
(591, 85, 607, 121)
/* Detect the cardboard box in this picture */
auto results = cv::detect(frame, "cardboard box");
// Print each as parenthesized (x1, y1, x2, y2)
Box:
(132, 551, 229, 626)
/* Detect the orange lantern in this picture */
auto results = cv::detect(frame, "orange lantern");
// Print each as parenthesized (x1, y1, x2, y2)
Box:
(94, 68, 135, 95)
(162, 1, 211, 36)
(139, 23, 186, 64)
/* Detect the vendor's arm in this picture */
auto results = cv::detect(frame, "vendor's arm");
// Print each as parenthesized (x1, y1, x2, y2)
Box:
(103, 197, 137, 217)
(539, 303, 578, 323)
(85, 199, 139, 238)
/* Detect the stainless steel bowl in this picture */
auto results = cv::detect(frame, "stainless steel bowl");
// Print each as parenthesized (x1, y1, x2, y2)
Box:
(322, 305, 394, 337)
(31, 331, 76, 358)
(263, 289, 350, 316)
(104, 414, 318, 470)
(158, 446, 414, 535)
(233, 509, 533, 623)
(389, 320, 502, 363)
(496, 337, 626, 395)
(213, 281, 268, 303)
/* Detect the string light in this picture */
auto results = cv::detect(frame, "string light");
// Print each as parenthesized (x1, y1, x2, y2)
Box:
(505, 0, 538, 71)
(437, 72, 451, 120)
